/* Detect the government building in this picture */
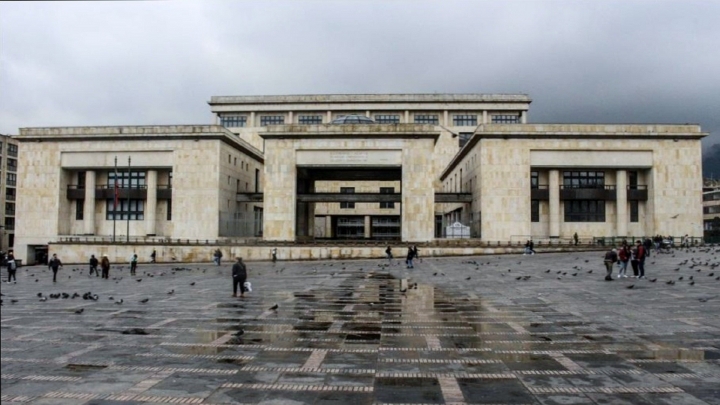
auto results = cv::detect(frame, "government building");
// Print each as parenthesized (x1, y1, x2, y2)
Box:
(13, 94, 705, 263)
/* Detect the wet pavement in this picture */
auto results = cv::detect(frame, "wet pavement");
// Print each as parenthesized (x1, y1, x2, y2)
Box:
(1, 248, 720, 404)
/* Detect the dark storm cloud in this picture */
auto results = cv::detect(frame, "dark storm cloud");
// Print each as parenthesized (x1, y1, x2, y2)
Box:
(1, 1, 718, 147)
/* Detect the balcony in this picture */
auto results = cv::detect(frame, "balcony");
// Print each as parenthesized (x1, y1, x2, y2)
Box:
(560, 185, 616, 201)
(66, 185, 172, 200)
(627, 185, 648, 201)
(531, 185, 549, 200)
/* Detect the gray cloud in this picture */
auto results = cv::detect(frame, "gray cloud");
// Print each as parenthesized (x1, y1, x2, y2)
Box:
(1, 0, 718, 147)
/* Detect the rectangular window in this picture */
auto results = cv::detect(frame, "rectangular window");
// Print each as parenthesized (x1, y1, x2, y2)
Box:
(77, 171, 86, 189)
(531, 200, 539, 222)
(6, 172, 16, 187)
(414, 114, 439, 124)
(108, 171, 146, 188)
(106, 199, 144, 220)
(167, 199, 172, 221)
(5, 188, 15, 201)
(563, 171, 605, 188)
(76, 200, 84, 220)
(453, 115, 477, 126)
(298, 115, 323, 125)
(7, 158, 17, 171)
(7, 143, 18, 157)
(375, 114, 400, 124)
(531, 171, 539, 189)
(220, 115, 247, 127)
(260, 115, 285, 126)
(630, 200, 639, 222)
(458, 132, 473, 148)
(564, 200, 605, 222)
(491, 114, 521, 123)
(628, 171, 638, 189)
(4, 217, 14, 231)
(5, 202, 15, 216)
(379, 187, 395, 209)
(340, 187, 355, 209)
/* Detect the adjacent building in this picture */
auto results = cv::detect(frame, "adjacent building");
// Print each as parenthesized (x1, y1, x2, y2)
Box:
(0, 134, 19, 253)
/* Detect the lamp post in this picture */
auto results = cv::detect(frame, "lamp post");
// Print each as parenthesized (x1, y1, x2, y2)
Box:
(126, 156, 131, 243)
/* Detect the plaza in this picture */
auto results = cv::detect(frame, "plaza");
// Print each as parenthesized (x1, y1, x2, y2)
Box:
(1, 249, 719, 404)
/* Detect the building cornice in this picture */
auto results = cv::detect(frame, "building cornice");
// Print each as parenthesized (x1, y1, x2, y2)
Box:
(209, 93, 532, 106)
(17, 125, 264, 163)
(259, 124, 440, 143)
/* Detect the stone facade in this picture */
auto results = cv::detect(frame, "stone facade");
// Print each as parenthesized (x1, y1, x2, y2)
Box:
(0, 134, 19, 253)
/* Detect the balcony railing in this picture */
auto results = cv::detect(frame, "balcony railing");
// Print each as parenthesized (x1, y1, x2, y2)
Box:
(627, 185, 648, 201)
(66, 184, 172, 200)
(560, 185, 616, 200)
(531, 184, 549, 200)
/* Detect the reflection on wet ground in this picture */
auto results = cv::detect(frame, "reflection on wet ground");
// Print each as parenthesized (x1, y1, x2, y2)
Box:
(1, 249, 720, 404)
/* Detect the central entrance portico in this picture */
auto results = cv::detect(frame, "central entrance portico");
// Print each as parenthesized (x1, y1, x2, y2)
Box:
(261, 124, 439, 242)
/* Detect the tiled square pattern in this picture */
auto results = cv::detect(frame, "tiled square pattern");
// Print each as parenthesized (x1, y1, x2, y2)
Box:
(2, 248, 720, 404)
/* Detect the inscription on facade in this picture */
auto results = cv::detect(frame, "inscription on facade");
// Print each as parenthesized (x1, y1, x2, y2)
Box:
(330, 151, 368, 163)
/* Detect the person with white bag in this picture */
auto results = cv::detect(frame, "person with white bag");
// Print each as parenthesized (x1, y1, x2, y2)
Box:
(231, 257, 248, 298)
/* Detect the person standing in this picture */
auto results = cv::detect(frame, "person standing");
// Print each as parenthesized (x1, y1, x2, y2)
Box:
(271, 248, 277, 263)
(213, 249, 223, 266)
(100, 254, 110, 279)
(232, 257, 247, 298)
(6, 251, 16, 284)
(617, 245, 630, 278)
(89, 254, 99, 277)
(150, 249, 156, 263)
(406, 247, 415, 269)
(630, 244, 640, 278)
(643, 238, 653, 258)
(130, 254, 138, 276)
(48, 253, 63, 283)
(385, 246, 393, 261)
(412, 246, 420, 263)
(603, 248, 618, 281)
(636, 240, 647, 279)
(573, 232, 579, 246)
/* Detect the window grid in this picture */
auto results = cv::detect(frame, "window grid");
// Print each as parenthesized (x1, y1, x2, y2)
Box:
(379, 187, 395, 209)
(375, 115, 400, 124)
(414, 115, 439, 124)
(76, 200, 84, 220)
(106, 199, 145, 220)
(260, 115, 285, 126)
(6, 172, 16, 187)
(531, 171, 539, 189)
(491, 114, 521, 124)
(298, 115, 323, 125)
(453, 115, 477, 126)
(220, 116, 247, 127)
(531, 200, 539, 222)
(7, 158, 17, 171)
(108, 171, 146, 188)
(340, 187, 355, 209)
(563, 171, 605, 188)
(564, 200, 605, 222)
(5, 202, 15, 216)
(7, 144, 18, 157)
(630, 200, 639, 222)
(4, 217, 14, 231)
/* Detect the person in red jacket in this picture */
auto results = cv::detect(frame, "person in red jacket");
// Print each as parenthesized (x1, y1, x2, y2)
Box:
(617, 245, 630, 278)
(635, 240, 647, 279)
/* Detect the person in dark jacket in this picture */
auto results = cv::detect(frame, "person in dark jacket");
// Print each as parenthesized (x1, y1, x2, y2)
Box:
(6, 251, 17, 283)
(100, 255, 110, 279)
(636, 240, 647, 279)
(232, 257, 248, 298)
(603, 248, 618, 281)
(89, 254, 99, 277)
(406, 247, 415, 269)
(48, 254, 63, 283)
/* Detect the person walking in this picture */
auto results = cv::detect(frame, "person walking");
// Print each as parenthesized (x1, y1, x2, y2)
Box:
(413, 245, 421, 263)
(385, 246, 393, 261)
(100, 254, 110, 279)
(573, 232, 579, 246)
(617, 245, 630, 278)
(603, 248, 618, 281)
(630, 244, 640, 278)
(89, 254, 99, 277)
(232, 257, 248, 298)
(643, 238, 653, 258)
(48, 253, 63, 283)
(406, 246, 415, 269)
(6, 251, 17, 284)
(636, 240, 647, 279)
(130, 254, 138, 276)
(271, 248, 277, 263)
(150, 249, 156, 263)
(213, 249, 223, 266)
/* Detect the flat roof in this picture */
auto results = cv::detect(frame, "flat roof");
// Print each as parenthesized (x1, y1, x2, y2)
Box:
(209, 93, 532, 105)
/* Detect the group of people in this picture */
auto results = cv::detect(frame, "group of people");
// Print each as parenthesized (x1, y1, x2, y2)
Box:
(603, 239, 650, 281)
(385, 246, 420, 269)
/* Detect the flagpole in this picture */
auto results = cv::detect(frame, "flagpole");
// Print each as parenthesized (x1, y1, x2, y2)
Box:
(126, 156, 131, 243)
(113, 156, 117, 243)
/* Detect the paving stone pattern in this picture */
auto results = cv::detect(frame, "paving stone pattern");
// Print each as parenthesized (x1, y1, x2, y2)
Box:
(1, 247, 720, 404)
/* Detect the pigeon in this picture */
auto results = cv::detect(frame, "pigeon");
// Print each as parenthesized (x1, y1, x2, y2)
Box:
(465, 276, 471, 280)
(37, 293, 43, 298)
(115, 299, 124, 305)
(122, 328, 148, 335)
(698, 296, 717, 303)
(666, 280, 676, 285)
(679, 277, 684, 281)
(35, 279, 39, 282)
(433, 273, 438, 276)
(167, 290, 174, 295)
(189, 282, 196, 286)
(545, 269, 551, 273)
(516, 276, 522, 280)
(626, 284, 635, 289)
(709, 273, 715, 277)
(136, 279, 142, 282)
(649, 278, 657, 282)
(572, 273, 578, 277)
(233, 329, 244, 336)
(689, 276, 694, 280)
(689, 281, 695, 286)
(587, 270, 593, 274)
(139, 298, 149, 304)
(74, 308, 84, 314)
(39, 297, 47, 302)
(269, 304, 279, 310)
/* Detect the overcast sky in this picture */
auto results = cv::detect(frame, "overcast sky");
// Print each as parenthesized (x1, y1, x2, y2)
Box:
(1, 1, 718, 147)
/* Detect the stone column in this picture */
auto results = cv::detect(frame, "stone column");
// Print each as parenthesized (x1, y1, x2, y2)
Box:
(366, 110, 371, 117)
(263, 140, 297, 241)
(146, 170, 158, 236)
(443, 110, 449, 126)
(327, 111, 332, 123)
(616, 169, 627, 237)
(288, 111, 293, 124)
(295, 178, 311, 241)
(405, 110, 410, 123)
(401, 139, 435, 242)
(521, 111, 527, 123)
(250, 112, 256, 127)
(83, 171, 96, 235)
(325, 215, 332, 238)
(364, 215, 371, 238)
(549, 170, 560, 238)
(482, 111, 488, 124)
